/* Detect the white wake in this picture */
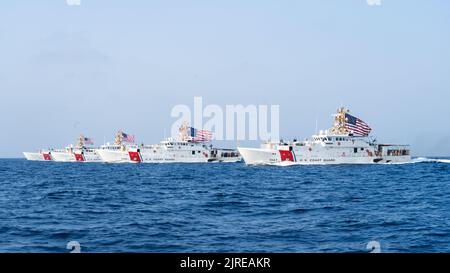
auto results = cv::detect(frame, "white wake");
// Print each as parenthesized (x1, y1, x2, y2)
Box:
(408, 157, 450, 164)
(379, 157, 450, 165)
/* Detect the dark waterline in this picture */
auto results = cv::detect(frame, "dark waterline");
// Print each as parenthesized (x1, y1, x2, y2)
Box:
(0, 158, 449, 252)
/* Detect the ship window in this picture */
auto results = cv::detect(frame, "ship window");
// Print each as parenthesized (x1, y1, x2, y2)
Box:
(192, 151, 195, 155)
(361, 148, 364, 151)
(354, 148, 358, 153)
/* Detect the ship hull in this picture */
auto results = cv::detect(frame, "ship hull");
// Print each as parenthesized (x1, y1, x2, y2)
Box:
(141, 157, 209, 163)
(237, 148, 275, 165)
(73, 151, 102, 162)
(51, 151, 76, 162)
(23, 151, 53, 161)
(96, 149, 132, 163)
(136, 148, 241, 163)
(139, 150, 209, 163)
(130, 153, 241, 163)
(23, 152, 44, 161)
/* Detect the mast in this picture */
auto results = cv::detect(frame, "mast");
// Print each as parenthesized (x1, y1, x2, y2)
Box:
(114, 130, 123, 145)
(178, 121, 190, 141)
(315, 117, 318, 134)
(330, 107, 350, 135)
(76, 134, 84, 148)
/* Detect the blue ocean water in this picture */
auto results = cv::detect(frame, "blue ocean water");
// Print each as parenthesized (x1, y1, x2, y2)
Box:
(0, 158, 450, 253)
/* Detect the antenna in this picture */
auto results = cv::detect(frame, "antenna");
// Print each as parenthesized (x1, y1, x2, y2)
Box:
(315, 116, 318, 134)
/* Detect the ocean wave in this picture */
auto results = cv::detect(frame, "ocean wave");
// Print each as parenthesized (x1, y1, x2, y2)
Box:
(387, 157, 450, 165)
(2, 158, 450, 252)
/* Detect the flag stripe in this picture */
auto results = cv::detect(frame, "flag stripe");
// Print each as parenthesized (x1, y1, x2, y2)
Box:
(190, 127, 213, 142)
(344, 113, 372, 136)
(122, 133, 135, 143)
(84, 137, 94, 145)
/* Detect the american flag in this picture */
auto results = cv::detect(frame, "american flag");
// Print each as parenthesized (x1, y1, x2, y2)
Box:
(84, 137, 94, 145)
(190, 127, 213, 142)
(122, 132, 135, 143)
(345, 113, 372, 136)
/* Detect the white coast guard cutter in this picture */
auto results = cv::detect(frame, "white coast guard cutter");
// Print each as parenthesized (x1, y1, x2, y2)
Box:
(23, 135, 100, 162)
(126, 122, 241, 163)
(23, 150, 53, 161)
(72, 135, 102, 162)
(51, 135, 100, 162)
(96, 130, 136, 163)
(238, 107, 411, 165)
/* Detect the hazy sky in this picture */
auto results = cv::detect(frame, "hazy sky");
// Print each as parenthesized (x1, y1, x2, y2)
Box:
(1, 0, 449, 157)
